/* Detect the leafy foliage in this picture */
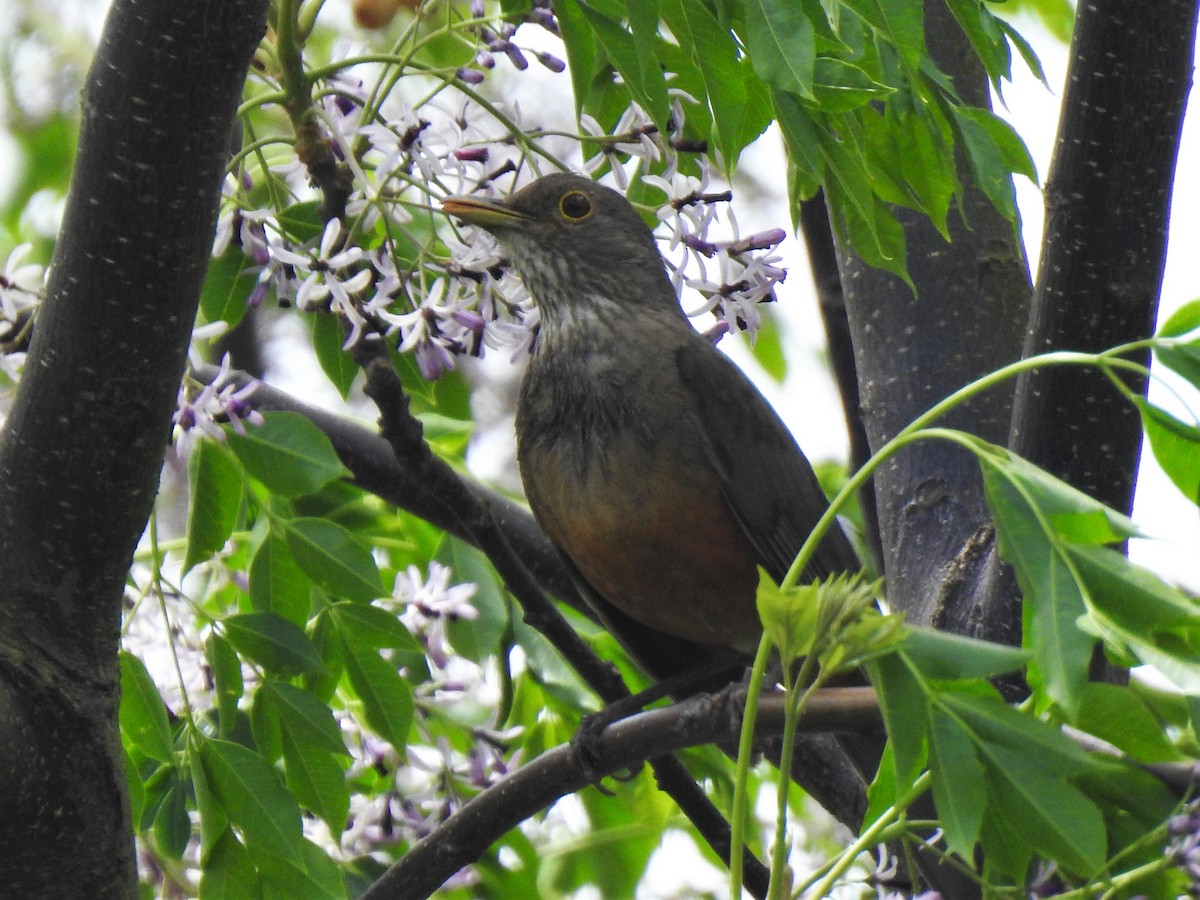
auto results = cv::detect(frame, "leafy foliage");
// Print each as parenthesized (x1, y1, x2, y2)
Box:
(556, 0, 1035, 282)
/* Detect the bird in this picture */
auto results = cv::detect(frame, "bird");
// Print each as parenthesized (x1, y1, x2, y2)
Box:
(442, 172, 858, 678)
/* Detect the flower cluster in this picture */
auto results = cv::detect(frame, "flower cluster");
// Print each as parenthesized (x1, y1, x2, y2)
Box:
(386, 561, 480, 670)
(0, 243, 46, 380)
(647, 163, 788, 339)
(469, 0, 563, 75)
(197, 6, 791, 398)
(1169, 803, 1200, 897)
(172, 353, 264, 453)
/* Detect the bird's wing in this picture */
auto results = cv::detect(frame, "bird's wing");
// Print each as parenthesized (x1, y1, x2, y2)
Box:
(675, 339, 859, 584)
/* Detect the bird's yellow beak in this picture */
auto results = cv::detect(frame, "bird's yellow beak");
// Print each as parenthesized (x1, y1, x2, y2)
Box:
(441, 195, 532, 229)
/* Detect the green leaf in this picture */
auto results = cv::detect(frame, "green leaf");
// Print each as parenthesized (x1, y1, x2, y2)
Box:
(250, 530, 313, 626)
(981, 448, 1132, 714)
(984, 744, 1106, 876)
(942, 0, 1010, 87)
(226, 411, 350, 499)
(282, 517, 384, 603)
(981, 445, 1140, 542)
(773, 87, 824, 196)
(995, 17, 1049, 86)
(206, 633, 244, 739)
(223, 612, 324, 677)
(328, 602, 422, 653)
(865, 648, 927, 788)
(861, 740, 899, 828)
(868, 101, 955, 236)
(277, 200, 324, 244)
(1158, 298, 1200, 338)
(840, 0, 926, 70)
(900, 627, 1028, 681)
(940, 692, 1094, 775)
(184, 438, 243, 574)
(1135, 398, 1200, 502)
(262, 682, 349, 757)
(950, 106, 1026, 225)
(1074, 683, 1181, 763)
(812, 57, 894, 111)
(139, 764, 176, 834)
(281, 733, 349, 835)
(1028, 548, 1093, 717)
(1078, 757, 1178, 831)
(303, 610, 347, 705)
(743, 0, 815, 99)
(1068, 545, 1200, 693)
(200, 249, 257, 329)
(756, 569, 819, 663)
(927, 706, 985, 861)
(311, 313, 359, 399)
(191, 744, 228, 860)
(341, 635, 414, 750)
(124, 748, 146, 832)
(251, 686, 283, 764)
(574, 0, 670, 131)
(199, 830, 259, 900)
(555, 0, 601, 121)
(119, 651, 175, 764)
(623, 0, 669, 128)
(749, 313, 787, 382)
(153, 775, 192, 859)
(820, 120, 911, 283)
(438, 537, 508, 661)
(979, 805, 1033, 883)
(197, 737, 305, 867)
(659, 0, 750, 168)
(1155, 341, 1200, 388)
(254, 838, 346, 900)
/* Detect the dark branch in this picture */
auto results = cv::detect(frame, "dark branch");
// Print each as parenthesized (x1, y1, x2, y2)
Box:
(363, 687, 881, 899)
(1009, 0, 1199, 512)
(799, 191, 881, 572)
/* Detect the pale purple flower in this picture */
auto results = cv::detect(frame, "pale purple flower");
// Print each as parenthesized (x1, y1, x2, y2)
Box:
(387, 561, 479, 669)
(270, 219, 373, 342)
(173, 353, 264, 453)
(581, 104, 662, 188)
(0, 243, 45, 326)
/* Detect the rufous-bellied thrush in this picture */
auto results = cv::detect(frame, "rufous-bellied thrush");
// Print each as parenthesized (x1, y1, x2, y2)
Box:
(443, 173, 858, 677)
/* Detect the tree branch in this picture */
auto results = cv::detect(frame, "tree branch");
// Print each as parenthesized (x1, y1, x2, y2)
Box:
(0, 0, 268, 893)
(1009, 0, 1199, 512)
(799, 191, 881, 571)
(363, 686, 880, 900)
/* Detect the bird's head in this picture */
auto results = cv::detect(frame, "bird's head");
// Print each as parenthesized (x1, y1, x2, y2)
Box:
(442, 173, 677, 323)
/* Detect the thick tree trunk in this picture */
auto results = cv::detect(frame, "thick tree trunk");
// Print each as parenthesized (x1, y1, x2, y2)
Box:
(1009, 0, 1199, 511)
(835, 1, 1032, 644)
(0, 0, 267, 893)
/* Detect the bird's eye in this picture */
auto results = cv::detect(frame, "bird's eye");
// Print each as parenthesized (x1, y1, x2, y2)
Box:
(559, 191, 593, 221)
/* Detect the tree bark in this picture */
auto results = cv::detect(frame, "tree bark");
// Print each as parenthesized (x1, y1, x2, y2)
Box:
(835, 1, 1032, 644)
(0, 0, 267, 893)
(1009, 0, 1199, 512)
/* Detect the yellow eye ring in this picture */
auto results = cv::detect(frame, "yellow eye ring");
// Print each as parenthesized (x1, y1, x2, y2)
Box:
(558, 190, 594, 221)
